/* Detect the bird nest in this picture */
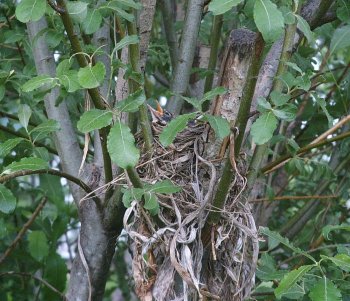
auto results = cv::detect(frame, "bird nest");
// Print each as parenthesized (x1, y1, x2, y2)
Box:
(124, 122, 258, 301)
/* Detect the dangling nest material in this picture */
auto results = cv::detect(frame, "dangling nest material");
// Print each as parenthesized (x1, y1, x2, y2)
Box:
(124, 122, 259, 301)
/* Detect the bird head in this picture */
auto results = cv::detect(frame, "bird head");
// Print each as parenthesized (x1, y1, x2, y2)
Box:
(147, 101, 173, 125)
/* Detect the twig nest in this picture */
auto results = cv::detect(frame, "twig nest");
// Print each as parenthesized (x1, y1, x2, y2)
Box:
(125, 122, 258, 301)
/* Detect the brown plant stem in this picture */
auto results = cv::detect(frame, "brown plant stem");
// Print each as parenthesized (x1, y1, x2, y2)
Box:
(0, 197, 47, 265)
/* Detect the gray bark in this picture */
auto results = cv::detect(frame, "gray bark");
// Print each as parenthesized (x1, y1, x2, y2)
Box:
(27, 19, 83, 202)
(166, 0, 204, 115)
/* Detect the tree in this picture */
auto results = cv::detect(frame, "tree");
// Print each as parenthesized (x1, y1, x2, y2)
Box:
(1, 0, 350, 300)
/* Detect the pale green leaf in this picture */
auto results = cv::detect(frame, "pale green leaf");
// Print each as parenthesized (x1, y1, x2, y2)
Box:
(201, 86, 228, 103)
(78, 62, 106, 89)
(0, 138, 25, 157)
(22, 75, 57, 92)
(251, 112, 278, 145)
(114, 35, 139, 53)
(82, 9, 102, 34)
(181, 96, 202, 111)
(257, 97, 272, 111)
(309, 277, 342, 301)
(77, 109, 113, 133)
(117, 0, 142, 9)
(321, 254, 350, 272)
(159, 113, 197, 147)
(204, 114, 230, 140)
(0, 184, 16, 214)
(254, 0, 284, 43)
(107, 121, 140, 168)
(143, 192, 158, 210)
(259, 227, 316, 262)
(208, 0, 243, 15)
(15, 0, 46, 23)
(322, 224, 350, 239)
(272, 104, 297, 121)
(270, 91, 291, 107)
(116, 89, 145, 112)
(275, 265, 313, 299)
(330, 25, 350, 54)
(30, 119, 60, 142)
(0, 85, 5, 101)
(99, 2, 134, 21)
(295, 14, 314, 44)
(18, 104, 32, 130)
(28, 231, 49, 261)
(56, 59, 72, 76)
(2, 157, 49, 174)
(66, 1, 88, 22)
(145, 180, 181, 194)
(58, 70, 81, 92)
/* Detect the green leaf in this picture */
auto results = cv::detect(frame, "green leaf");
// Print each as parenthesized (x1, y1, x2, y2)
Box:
(2, 157, 49, 174)
(251, 112, 278, 145)
(58, 70, 81, 92)
(181, 96, 202, 111)
(18, 104, 32, 131)
(30, 119, 60, 142)
(15, 0, 46, 23)
(159, 113, 197, 147)
(116, 0, 142, 9)
(272, 104, 297, 121)
(77, 109, 113, 133)
(0, 138, 25, 157)
(22, 75, 57, 92)
(204, 114, 230, 140)
(254, 0, 284, 43)
(309, 277, 342, 301)
(270, 91, 291, 107)
(208, 0, 243, 15)
(114, 35, 139, 53)
(56, 59, 72, 76)
(99, 2, 134, 21)
(201, 86, 227, 103)
(107, 121, 140, 168)
(116, 89, 146, 112)
(285, 62, 303, 75)
(0, 184, 16, 214)
(257, 97, 272, 112)
(321, 254, 350, 272)
(315, 96, 333, 127)
(43, 253, 67, 299)
(82, 9, 102, 34)
(295, 14, 314, 44)
(259, 227, 316, 262)
(28, 231, 49, 261)
(66, 1, 88, 22)
(322, 224, 350, 239)
(143, 192, 158, 210)
(78, 62, 106, 89)
(145, 180, 181, 194)
(275, 265, 313, 299)
(0, 85, 5, 101)
(295, 74, 311, 91)
(330, 25, 350, 54)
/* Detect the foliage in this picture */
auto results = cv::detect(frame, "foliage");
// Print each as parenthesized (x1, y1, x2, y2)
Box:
(0, 0, 350, 300)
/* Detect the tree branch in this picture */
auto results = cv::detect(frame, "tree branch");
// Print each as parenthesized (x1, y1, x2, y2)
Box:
(0, 197, 47, 265)
(27, 19, 86, 203)
(262, 130, 350, 174)
(0, 271, 67, 300)
(0, 124, 58, 155)
(55, 0, 113, 184)
(0, 169, 94, 196)
(166, 0, 204, 115)
(159, 0, 179, 70)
